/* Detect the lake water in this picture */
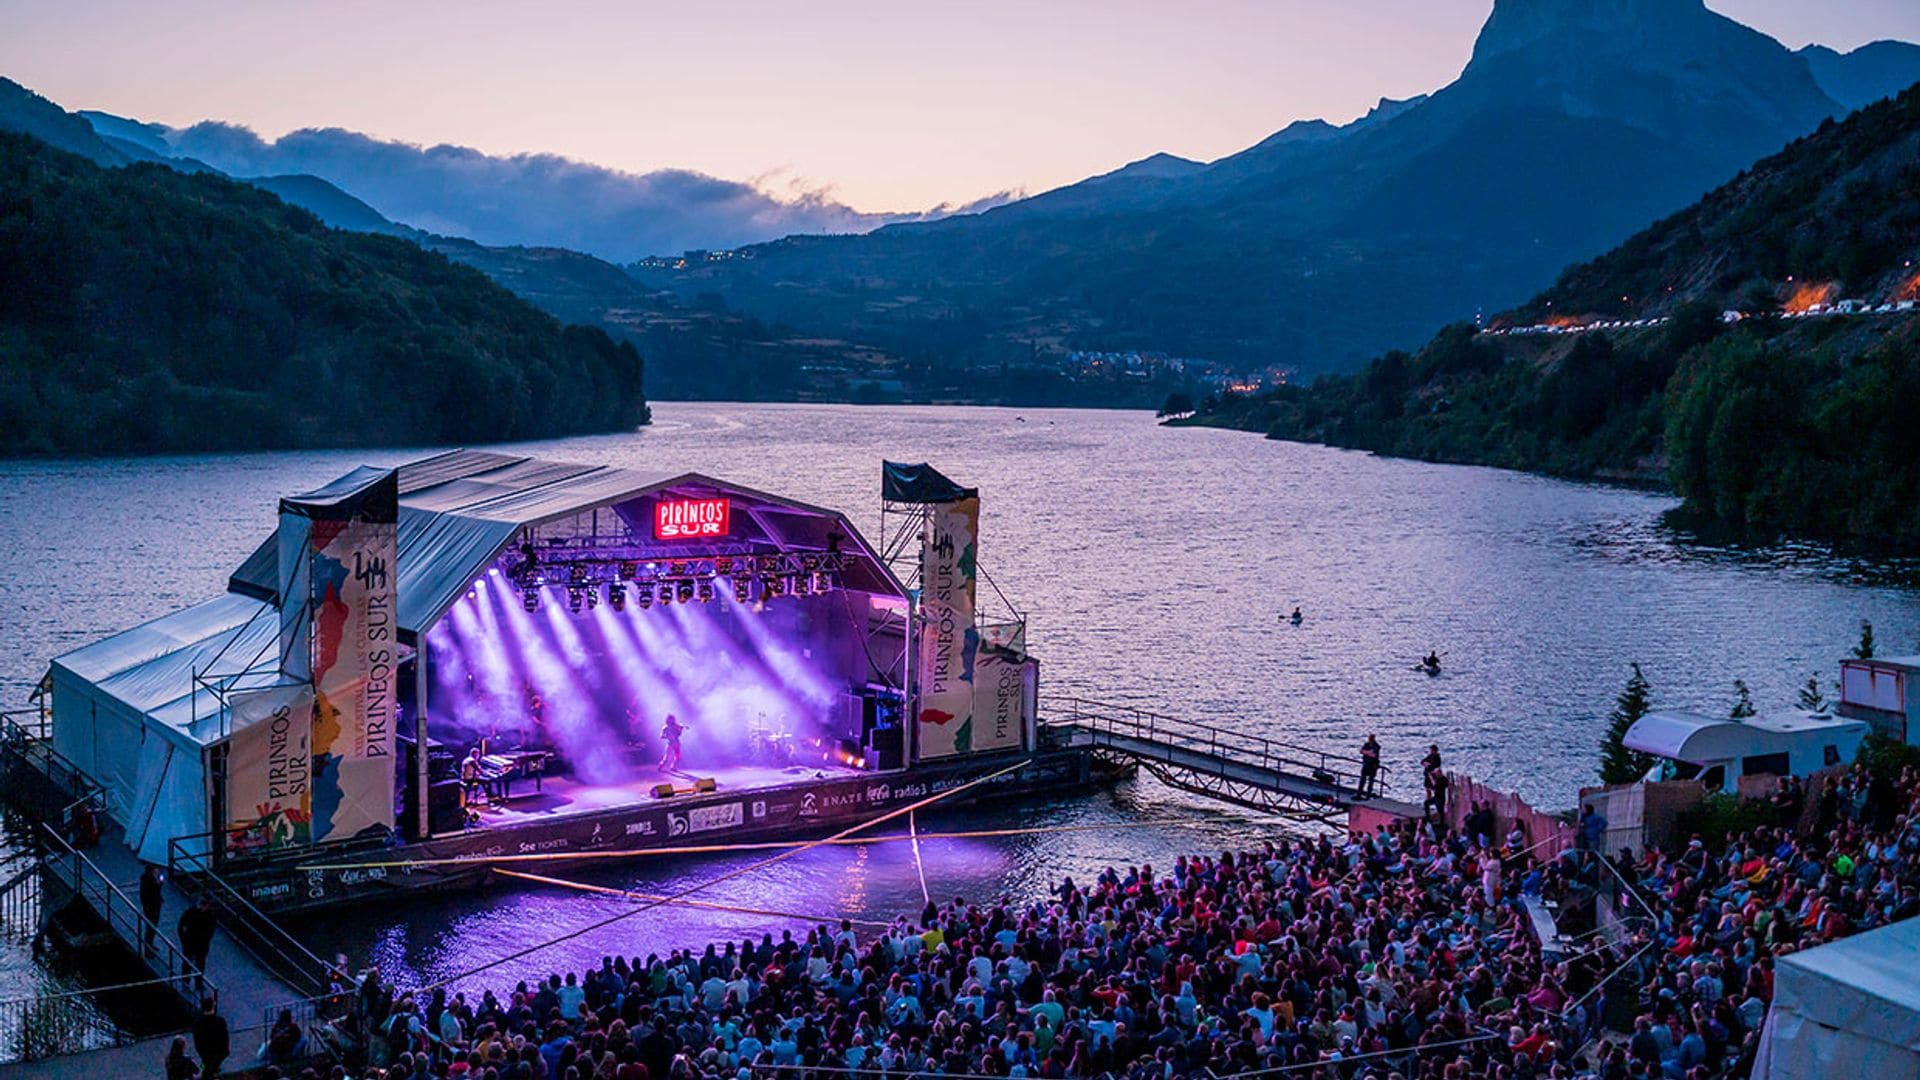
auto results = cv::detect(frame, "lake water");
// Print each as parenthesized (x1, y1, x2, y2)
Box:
(4, 402, 1919, 996)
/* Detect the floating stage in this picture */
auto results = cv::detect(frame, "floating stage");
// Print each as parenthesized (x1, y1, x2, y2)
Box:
(33, 453, 1075, 916)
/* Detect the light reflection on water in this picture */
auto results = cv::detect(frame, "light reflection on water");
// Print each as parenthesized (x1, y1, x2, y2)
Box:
(3, 402, 1920, 992)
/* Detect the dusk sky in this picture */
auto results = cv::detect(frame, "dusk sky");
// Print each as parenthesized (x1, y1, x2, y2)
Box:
(8, 0, 1920, 212)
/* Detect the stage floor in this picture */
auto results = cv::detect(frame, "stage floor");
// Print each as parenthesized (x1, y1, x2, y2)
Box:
(469, 760, 866, 828)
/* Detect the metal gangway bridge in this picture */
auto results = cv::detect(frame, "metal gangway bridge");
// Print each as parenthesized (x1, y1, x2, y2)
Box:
(1038, 696, 1394, 822)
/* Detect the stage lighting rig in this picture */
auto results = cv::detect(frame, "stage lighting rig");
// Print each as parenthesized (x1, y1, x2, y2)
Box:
(733, 577, 752, 603)
(636, 584, 654, 609)
(677, 580, 696, 604)
(522, 587, 540, 612)
(566, 586, 585, 614)
(697, 579, 716, 604)
(656, 582, 674, 606)
(607, 582, 625, 611)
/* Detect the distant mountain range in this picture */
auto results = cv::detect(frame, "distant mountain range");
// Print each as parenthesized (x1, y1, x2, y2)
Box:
(5, 0, 1919, 409)
(631, 0, 1920, 376)
(1184, 79, 1920, 548)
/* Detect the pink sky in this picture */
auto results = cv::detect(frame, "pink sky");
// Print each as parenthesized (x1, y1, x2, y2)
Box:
(6, 0, 1918, 212)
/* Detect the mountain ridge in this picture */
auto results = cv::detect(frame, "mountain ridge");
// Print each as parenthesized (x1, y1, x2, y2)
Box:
(630, 2, 1920, 380)
(1182, 82, 1920, 548)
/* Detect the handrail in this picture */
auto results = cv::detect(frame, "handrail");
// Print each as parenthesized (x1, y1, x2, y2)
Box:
(1039, 695, 1382, 792)
(39, 826, 215, 1010)
(1, 710, 104, 817)
(0, 973, 207, 1063)
(0, 973, 201, 1009)
(168, 839, 332, 996)
(0, 708, 50, 743)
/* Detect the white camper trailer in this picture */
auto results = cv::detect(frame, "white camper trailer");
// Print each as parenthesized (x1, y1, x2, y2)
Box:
(1625, 710, 1868, 795)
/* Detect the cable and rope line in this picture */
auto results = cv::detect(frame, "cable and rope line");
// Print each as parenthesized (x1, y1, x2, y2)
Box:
(420, 758, 1029, 992)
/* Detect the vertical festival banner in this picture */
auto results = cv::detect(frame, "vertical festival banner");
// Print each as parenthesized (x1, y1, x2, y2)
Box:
(225, 684, 315, 853)
(287, 469, 400, 843)
(970, 643, 1025, 753)
(916, 496, 979, 759)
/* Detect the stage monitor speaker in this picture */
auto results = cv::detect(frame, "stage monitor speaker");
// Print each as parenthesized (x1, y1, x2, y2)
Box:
(694, 777, 718, 793)
(652, 782, 677, 799)
(869, 727, 904, 771)
(427, 779, 465, 834)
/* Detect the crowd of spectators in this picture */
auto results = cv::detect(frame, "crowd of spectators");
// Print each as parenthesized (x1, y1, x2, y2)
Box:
(182, 758, 1920, 1080)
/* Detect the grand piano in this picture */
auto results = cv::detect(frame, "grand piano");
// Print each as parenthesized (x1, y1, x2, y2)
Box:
(476, 748, 552, 802)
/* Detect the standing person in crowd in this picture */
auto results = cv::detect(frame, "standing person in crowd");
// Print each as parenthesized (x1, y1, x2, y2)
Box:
(138, 863, 164, 957)
(192, 997, 229, 1079)
(163, 1033, 197, 1080)
(1358, 734, 1381, 796)
(177, 897, 215, 985)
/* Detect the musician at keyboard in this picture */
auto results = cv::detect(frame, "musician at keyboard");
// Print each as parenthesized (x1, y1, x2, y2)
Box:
(460, 746, 486, 803)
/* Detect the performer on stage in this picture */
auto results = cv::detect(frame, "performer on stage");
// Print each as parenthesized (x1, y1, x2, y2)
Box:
(659, 713, 686, 772)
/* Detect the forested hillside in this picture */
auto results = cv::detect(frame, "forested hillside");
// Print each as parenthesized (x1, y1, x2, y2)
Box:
(1184, 85, 1920, 549)
(0, 132, 649, 454)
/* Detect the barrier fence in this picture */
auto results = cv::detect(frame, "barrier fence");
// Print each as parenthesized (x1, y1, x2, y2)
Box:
(0, 974, 198, 1063)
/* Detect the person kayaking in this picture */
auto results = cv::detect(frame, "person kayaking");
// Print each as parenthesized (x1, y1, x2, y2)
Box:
(1289, 607, 1304, 626)
(1419, 651, 1442, 675)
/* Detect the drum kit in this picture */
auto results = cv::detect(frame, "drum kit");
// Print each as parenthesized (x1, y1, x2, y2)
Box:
(748, 716, 798, 765)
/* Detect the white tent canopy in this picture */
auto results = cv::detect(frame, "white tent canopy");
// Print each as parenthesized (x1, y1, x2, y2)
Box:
(1754, 916, 1920, 1079)
(49, 592, 286, 862)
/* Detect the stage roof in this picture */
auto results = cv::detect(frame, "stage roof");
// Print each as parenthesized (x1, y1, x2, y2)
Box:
(230, 449, 903, 637)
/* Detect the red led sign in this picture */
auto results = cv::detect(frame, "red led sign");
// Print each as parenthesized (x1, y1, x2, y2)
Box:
(654, 497, 730, 541)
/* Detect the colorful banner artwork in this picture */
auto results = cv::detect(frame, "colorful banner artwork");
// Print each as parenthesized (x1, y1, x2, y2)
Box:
(971, 644, 1026, 753)
(288, 470, 400, 843)
(916, 496, 980, 759)
(225, 684, 314, 854)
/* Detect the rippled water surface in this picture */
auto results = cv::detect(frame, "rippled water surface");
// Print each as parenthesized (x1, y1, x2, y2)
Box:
(3, 403, 1919, 992)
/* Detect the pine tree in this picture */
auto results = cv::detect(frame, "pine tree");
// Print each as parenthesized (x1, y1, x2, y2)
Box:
(1855, 620, 1876, 660)
(1731, 679, 1756, 719)
(1797, 674, 1827, 712)
(1599, 663, 1657, 784)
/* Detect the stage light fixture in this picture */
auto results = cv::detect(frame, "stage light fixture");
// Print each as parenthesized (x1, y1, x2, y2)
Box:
(566, 586, 585, 613)
(637, 584, 654, 609)
(785, 573, 804, 597)
(811, 571, 831, 594)
(763, 575, 783, 599)
(714, 556, 734, 576)
(656, 582, 673, 606)
(608, 582, 626, 611)
(697, 580, 716, 604)
(586, 587, 600, 610)
(677, 580, 695, 604)
(733, 577, 752, 603)
(522, 587, 540, 613)
(618, 561, 637, 581)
